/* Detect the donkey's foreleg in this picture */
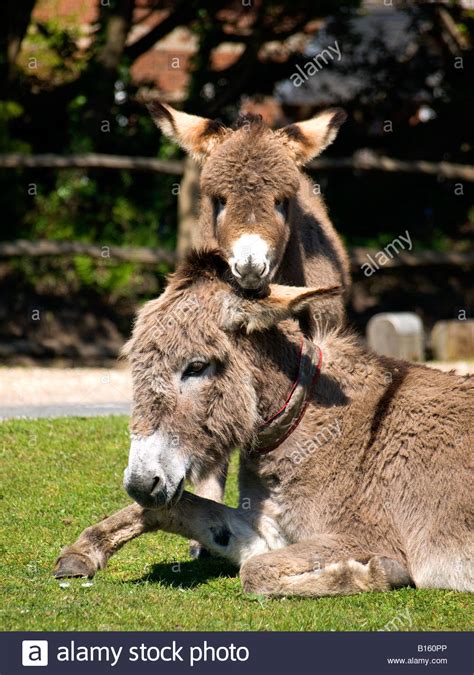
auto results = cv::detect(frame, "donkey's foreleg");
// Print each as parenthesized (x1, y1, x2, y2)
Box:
(159, 491, 270, 565)
(240, 537, 412, 598)
(54, 502, 153, 578)
(189, 463, 228, 559)
(54, 492, 269, 578)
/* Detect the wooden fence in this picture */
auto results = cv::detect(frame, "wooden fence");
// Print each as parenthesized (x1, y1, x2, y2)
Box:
(1, 151, 472, 274)
(1, 151, 474, 181)
(0, 239, 176, 266)
(1, 239, 473, 273)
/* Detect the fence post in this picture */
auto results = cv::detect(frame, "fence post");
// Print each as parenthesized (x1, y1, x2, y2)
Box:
(177, 157, 201, 260)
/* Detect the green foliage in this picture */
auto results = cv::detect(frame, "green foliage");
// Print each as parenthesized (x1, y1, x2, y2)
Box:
(23, 167, 177, 249)
(1, 417, 472, 631)
(0, 101, 30, 152)
(0, 101, 33, 233)
(8, 254, 166, 306)
(25, 20, 84, 79)
(72, 255, 136, 298)
(0, 13, 178, 299)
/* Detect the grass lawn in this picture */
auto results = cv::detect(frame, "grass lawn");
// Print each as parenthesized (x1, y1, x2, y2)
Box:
(0, 417, 472, 632)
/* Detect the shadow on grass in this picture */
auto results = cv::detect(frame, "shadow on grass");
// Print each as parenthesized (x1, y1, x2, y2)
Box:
(131, 556, 238, 589)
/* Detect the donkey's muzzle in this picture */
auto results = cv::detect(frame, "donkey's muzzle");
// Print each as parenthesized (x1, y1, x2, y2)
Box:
(124, 468, 167, 507)
(124, 431, 187, 508)
(232, 259, 269, 290)
(123, 468, 184, 509)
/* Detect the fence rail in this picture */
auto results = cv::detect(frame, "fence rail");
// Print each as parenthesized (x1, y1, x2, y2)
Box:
(1, 239, 473, 272)
(0, 153, 185, 175)
(309, 150, 474, 182)
(349, 247, 474, 270)
(0, 239, 176, 266)
(1, 151, 474, 181)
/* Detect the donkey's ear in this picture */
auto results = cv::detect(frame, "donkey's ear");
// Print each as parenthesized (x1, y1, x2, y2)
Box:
(277, 108, 347, 165)
(148, 100, 230, 163)
(222, 284, 342, 333)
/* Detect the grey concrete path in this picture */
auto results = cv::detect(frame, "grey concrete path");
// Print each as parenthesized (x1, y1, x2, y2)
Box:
(0, 402, 130, 420)
(0, 367, 132, 420)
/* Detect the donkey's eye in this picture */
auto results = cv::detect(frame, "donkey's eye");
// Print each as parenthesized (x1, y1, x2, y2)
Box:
(275, 197, 288, 218)
(182, 360, 210, 378)
(214, 196, 227, 216)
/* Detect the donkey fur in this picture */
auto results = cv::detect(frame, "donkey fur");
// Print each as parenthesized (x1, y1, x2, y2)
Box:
(149, 101, 351, 329)
(149, 102, 352, 524)
(55, 251, 473, 596)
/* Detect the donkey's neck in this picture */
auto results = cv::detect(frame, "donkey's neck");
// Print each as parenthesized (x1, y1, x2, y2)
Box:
(246, 324, 304, 423)
(316, 330, 386, 396)
(278, 175, 335, 279)
(250, 326, 386, 428)
(278, 189, 306, 287)
(278, 174, 349, 333)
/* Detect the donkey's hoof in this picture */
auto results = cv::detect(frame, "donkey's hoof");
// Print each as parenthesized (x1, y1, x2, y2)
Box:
(377, 556, 413, 588)
(54, 553, 96, 579)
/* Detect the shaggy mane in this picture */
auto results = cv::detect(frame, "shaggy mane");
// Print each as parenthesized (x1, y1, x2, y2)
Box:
(170, 248, 264, 299)
(172, 248, 231, 287)
(233, 112, 265, 130)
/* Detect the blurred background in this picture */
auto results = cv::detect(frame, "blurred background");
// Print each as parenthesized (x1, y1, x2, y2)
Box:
(0, 0, 473, 370)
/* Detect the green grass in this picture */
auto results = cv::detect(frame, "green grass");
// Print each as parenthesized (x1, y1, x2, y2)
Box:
(0, 417, 472, 631)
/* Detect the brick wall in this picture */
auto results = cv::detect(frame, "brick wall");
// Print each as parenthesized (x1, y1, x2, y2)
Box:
(31, 0, 242, 100)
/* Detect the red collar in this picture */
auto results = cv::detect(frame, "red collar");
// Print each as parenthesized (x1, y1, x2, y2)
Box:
(253, 338, 322, 454)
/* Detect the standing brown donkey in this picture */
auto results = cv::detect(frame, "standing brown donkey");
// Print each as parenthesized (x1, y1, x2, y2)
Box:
(149, 100, 350, 328)
(55, 251, 473, 595)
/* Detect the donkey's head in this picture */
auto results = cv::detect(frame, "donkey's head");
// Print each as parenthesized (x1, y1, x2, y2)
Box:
(150, 102, 346, 290)
(122, 250, 339, 508)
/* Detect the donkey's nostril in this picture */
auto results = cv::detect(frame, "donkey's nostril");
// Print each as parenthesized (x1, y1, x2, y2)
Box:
(253, 261, 266, 276)
(233, 262, 243, 278)
(150, 475, 161, 495)
(258, 261, 269, 277)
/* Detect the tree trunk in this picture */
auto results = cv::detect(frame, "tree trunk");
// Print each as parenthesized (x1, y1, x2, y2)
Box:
(95, 0, 135, 73)
(177, 157, 201, 259)
(0, 0, 37, 91)
(79, 0, 135, 150)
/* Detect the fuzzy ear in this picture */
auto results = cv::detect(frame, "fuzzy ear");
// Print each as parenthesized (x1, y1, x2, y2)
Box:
(148, 100, 230, 163)
(222, 284, 342, 333)
(277, 108, 347, 165)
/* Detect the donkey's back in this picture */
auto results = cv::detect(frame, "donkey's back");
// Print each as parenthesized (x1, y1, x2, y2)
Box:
(375, 362, 473, 590)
